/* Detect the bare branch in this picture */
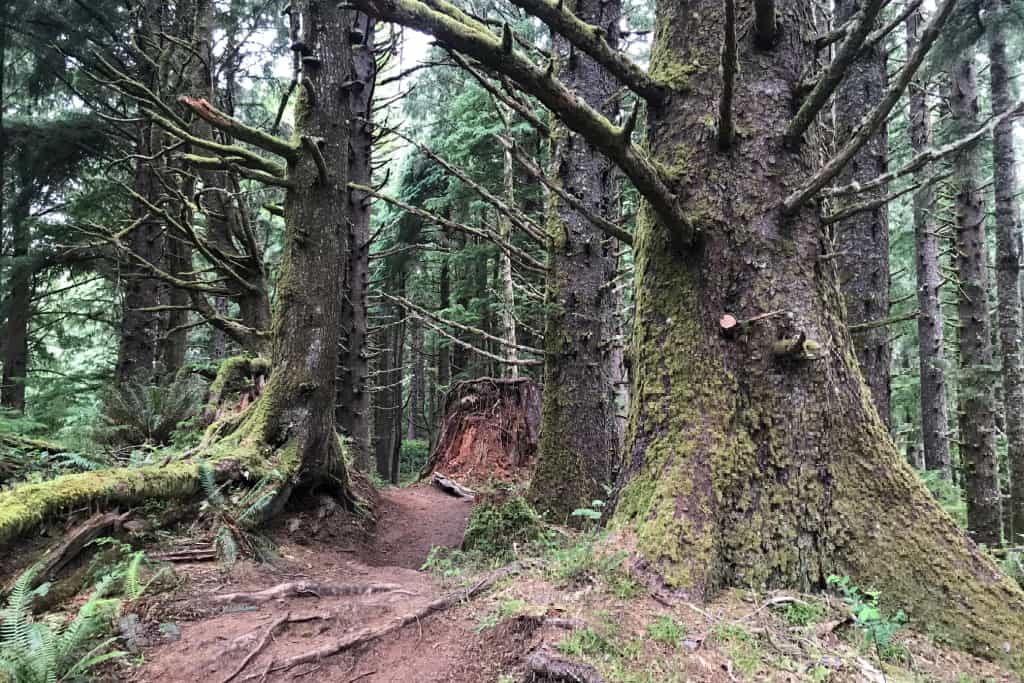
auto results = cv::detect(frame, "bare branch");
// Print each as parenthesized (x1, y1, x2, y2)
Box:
(505, 0, 665, 102)
(781, 0, 960, 213)
(785, 0, 887, 147)
(449, 51, 550, 137)
(178, 96, 299, 160)
(497, 135, 633, 245)
(351, 0, 693, 244)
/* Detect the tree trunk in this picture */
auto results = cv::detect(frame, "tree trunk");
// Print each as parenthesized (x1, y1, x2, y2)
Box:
(497, 116, 519, 377)
(949, 54, 1002, 546)
(435, 255, 452, 424)
(390, 273, 407, 483)
(114, 0, 166, 386)
(833, 0, 889, 428)
(338, 13, 375, 471)
(205, 0, 353, 500)
(408, 316, 425, 439)
(527, 0, 622, 520)
(608, 0, 1024, 664)
(1, 194, 31, 412)
(987, 0, 1024, 544)
(907, 10, 952, 478)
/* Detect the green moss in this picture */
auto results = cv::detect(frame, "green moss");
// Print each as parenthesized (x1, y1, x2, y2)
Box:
(0, 463, 199, 546)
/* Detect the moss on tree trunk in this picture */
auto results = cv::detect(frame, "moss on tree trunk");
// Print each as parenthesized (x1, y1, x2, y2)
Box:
(610, 0, 1024, 669)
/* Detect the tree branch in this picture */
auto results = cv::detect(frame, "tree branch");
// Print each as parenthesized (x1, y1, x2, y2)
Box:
(505, 0, 665, 102)
(178, 96, 299, 160)
(496, 135, 633, 245)
(718, 0, 737, 150)
(350, 0, 693, 243)
(781, 0, 960, 213)
(448, 51, 550, 137)
(785, 0, 886, 147)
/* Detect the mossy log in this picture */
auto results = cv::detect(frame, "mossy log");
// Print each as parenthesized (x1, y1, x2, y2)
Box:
(0, 463, 199, 548)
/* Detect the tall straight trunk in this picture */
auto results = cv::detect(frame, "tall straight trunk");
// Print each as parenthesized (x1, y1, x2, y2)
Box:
(390, 272, 407, 483)
(833, 0, 890, 427)
(497, 118, 519, 377)
(338, 13, 375, 470)
(1, 194, 31, 411)
(227, 0, 352, 491)
(907, 10, 952, 477)
(988, 4, 1024, 543)
(949, 55, 1002, 546)
(407, 316, 425, 439)
(373, 318, 397, 479)
(435, 254, 452, 422)
(527, 0, 622, 520)
(605, 0, 1024, 662)
(115, 0, 166, 386)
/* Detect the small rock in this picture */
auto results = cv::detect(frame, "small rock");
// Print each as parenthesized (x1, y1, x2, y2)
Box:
(158, 622, 181, 641)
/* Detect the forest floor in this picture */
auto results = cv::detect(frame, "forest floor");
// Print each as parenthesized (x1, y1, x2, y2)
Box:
(107, 483, 1018, 683)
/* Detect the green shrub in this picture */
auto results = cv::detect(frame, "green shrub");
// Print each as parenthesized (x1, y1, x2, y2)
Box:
(779, 600, 824, 627)
(462, 496, 544, 559)
(399, 439, 430, 483)
(827, 575, 906, 653)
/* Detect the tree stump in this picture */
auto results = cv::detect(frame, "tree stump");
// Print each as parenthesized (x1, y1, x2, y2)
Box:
(422, 378, 540, 486)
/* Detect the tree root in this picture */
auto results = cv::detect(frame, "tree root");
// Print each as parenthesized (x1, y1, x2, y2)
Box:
(222, 611, 328, 683)
(241, 564, 519, 679)
(431, 472, 474, 498)
(525, 647, 605, 683)
(213, 581, 410, 604)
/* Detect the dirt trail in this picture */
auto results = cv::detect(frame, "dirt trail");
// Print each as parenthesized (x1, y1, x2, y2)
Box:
(131, 484, 507, 683)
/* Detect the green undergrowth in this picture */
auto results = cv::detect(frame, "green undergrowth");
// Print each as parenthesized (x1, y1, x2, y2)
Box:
(0, 543, 169, 682)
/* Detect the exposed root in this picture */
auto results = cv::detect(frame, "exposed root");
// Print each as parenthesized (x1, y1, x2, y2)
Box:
(221, 612, 291, 683)
(525, 647, 606, 683)
(212, 581, 409, 604)
(248, 564, 519, 677)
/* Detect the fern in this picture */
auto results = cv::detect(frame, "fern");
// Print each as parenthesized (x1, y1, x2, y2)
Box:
(123, 552, 145, 600)
(0, 564, 126, 683)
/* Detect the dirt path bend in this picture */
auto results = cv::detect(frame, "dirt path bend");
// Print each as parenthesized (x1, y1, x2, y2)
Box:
(366, 484, 473, 569)
(132, 484, 503, 683)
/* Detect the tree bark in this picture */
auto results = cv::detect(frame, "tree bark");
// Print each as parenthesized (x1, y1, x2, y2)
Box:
(987, 0, 1024, 544)
(497, 114, 519, 377)
(338, 13, 375, 470)
(526, 0, 622, 521)
(607, 0, 1024, 664)
(114, 0, 167, 386)
(949, 54, 1002, 546)
(833, 0, 890, 428)
(907, 10, 952, 478)
(203, 0, 354, 500)
(1, 192, 31, 412)
(408, 315, 425, 439)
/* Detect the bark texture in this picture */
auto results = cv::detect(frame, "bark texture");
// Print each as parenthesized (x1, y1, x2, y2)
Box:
(205, 0, 353, 500)
(987, 0, 1024, 543)
(338, 13, 375, 471)
(527, 0, 622, 521)
(608, 0, 1024, 666)
(907, 10, 951, 477)
(1, 192, 30, 412)
(949, 55, 1002, 546)
(833, 0, 890, 427)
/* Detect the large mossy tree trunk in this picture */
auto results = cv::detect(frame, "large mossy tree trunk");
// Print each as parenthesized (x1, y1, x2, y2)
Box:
(907, 9, 951, 478)
(338, 13, 375, 471)
(609, 0, 1024, 665)
(205, 0, 353, 501)
(987, 0, 1024, 544)
(527, 0, 622, 521)
(949, 54, 1002, 546)
(833, 0, 890, 428)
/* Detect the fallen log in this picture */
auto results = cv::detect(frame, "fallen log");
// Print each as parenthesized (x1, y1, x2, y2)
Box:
(431, 472, 474, 499)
